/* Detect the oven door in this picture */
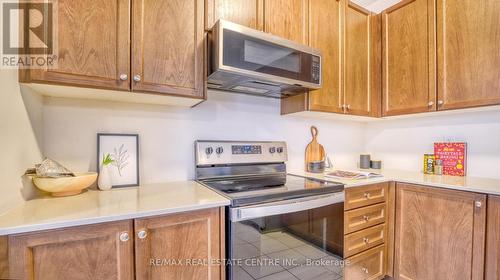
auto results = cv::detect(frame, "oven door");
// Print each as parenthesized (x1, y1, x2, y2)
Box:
(227, 193, 345, 280)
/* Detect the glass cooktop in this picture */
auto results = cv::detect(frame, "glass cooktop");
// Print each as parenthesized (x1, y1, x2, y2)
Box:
(200, 174, 344, 207)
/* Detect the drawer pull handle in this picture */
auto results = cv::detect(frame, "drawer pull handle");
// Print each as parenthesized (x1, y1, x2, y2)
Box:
(119, 232, 129, 242)
(364, 192, 371, 199)
(137, 230, 148, 239)
(361, 267, 369, 274)
(363, 215, 370, 222)
(363, 237, 369, 244)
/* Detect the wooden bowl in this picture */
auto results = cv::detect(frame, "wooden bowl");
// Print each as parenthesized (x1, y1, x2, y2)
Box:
(33, 172, 98, 197)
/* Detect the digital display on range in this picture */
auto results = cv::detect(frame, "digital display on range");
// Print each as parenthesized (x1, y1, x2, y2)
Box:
(232, 145, 262, 154)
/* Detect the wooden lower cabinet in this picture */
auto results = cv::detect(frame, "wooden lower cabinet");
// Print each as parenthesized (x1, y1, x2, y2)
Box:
(486, 195, 500, 279)
(4, 208, 224, 280)
(8, 220, 135, 280)
(135, 208, 223, 280)
(345, 245, 386, 280)
(394, 183, 486, 280)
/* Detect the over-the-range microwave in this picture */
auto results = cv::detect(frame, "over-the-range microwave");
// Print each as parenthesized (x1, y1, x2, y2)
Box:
(207, 20, 322, 98)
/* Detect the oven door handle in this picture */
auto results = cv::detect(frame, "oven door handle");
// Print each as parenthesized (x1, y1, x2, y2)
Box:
(230, 192, 345, 222)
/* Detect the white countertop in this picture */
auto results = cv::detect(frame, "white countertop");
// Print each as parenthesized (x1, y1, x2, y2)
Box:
(0, 181, 230, 235)
(290, 169, 500, 195)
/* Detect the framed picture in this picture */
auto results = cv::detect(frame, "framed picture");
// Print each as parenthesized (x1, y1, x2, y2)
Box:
(97, 133, 139, 188)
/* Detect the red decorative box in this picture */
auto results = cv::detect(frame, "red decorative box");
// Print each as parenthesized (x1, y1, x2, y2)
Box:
(434, 142, 467, 176)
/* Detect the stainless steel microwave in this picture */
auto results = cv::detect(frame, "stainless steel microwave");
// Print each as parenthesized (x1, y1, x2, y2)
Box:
(207, 20, 322, 98)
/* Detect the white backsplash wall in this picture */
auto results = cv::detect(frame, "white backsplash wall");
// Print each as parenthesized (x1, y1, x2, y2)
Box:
(364, 110, 500, 179)
(0, 69, 44, 213)
(42, 91, 365, 183)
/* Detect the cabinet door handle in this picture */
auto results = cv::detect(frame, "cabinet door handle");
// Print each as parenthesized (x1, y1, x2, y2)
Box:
(346, 104, 351, 111)
(363, 237, 369, 244)
(361, 267, 369, 274)
(119, 74, 128, 81)
(475, 201, 482, 208)
(428, 101, 434, 107)
(137, 230, 148, 239)
(133, 74, 142, 82)
(437, 100, 444, 106)
(363, 192, 371, 199)
(363, 215, 370, 221)
(119, 232, 129, 242)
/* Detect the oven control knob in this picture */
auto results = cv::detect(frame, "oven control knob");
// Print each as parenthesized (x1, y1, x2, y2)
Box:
(277, 147, 284, 153)
(216, 147, 224, 154)
(269, 147, 276, 154)
(205, 147, 214, 155)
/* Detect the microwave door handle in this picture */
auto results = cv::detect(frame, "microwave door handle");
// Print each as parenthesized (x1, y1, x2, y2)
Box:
(230, 192, 345, 222)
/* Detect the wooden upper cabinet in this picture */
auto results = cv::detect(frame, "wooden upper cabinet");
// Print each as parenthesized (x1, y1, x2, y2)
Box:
(308, 0, 343, 113)
(394, 183, 486, 280)
(23, 0, 131, 91)
(205, 0, 264, 30)
(344, 2, 379, 117)
(437, 0, 500, 110)
(486, 195, 500, 280)
(382, 0, 436, 116)
(8, 221, 134, 280)
(134, 208, 223, 280)
(131, 0, 205, 98)
(263, 0, 309, 44)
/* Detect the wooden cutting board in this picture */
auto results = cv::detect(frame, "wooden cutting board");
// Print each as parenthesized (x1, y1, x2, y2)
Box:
(305, 126, 325, 170)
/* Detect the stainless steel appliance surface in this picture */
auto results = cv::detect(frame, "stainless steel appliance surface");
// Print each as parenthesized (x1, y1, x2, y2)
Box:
(207, 20, 322, 98)
(195, 140, 346, 280)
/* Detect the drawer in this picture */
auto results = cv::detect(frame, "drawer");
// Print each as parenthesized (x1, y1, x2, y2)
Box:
(345, 203, 386, 234)
(345, 183, 388, 210)
(345, 244, 386, 280)
(345, 224, 385, 258)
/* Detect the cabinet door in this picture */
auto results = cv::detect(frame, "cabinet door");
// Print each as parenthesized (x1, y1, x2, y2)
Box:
(263, 0, 309, 44)
(205, 0, 263, 30)
(25, 0, 131, 91)
(308, 0, 343, 113)
(131, 0, 205, 98)
(382, 0, 436, 116)
(437, 0, 500, 110)
(394, 183, 486, 280)
(8, 221, 134, 280)
(344, 2, 378, 117)
(135, 208, 223, 280)
(486, 195, 500, 280)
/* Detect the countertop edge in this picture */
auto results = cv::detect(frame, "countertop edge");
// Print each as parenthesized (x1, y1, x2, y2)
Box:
(0, 200, 230, 236)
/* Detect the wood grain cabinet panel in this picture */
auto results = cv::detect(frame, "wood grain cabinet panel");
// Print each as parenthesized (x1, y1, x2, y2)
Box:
(394, 183, 486, 280)
(308, 0, 343, 113)
(344, 2, 373, 117)
(345, 244, 386, 280)
(8, 221, 134, 280)
(344, 224, 385, 258)
(134, 208, 222, 280)
(382, 0, 436, 116)
(263, 0, 309, 44)
(205, 0, 263, 30)
(437, 0, 500, 110)
(345, 203, 386, 234)
(345, 183, 388, 210)
(486, 195, 500, 280)
(131, 0, 205, 98)
(23, 0, 131, 91)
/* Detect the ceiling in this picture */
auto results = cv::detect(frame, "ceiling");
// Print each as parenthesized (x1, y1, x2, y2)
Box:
(352, 0, 402, 13)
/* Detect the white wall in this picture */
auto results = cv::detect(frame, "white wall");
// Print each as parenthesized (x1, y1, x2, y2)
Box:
(0, 69, 44, 213)
(42, 91, 366, 183)
(364, 110, 500, 179)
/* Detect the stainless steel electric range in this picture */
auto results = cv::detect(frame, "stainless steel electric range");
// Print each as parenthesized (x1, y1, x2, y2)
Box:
(195, 141, 346, 280)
